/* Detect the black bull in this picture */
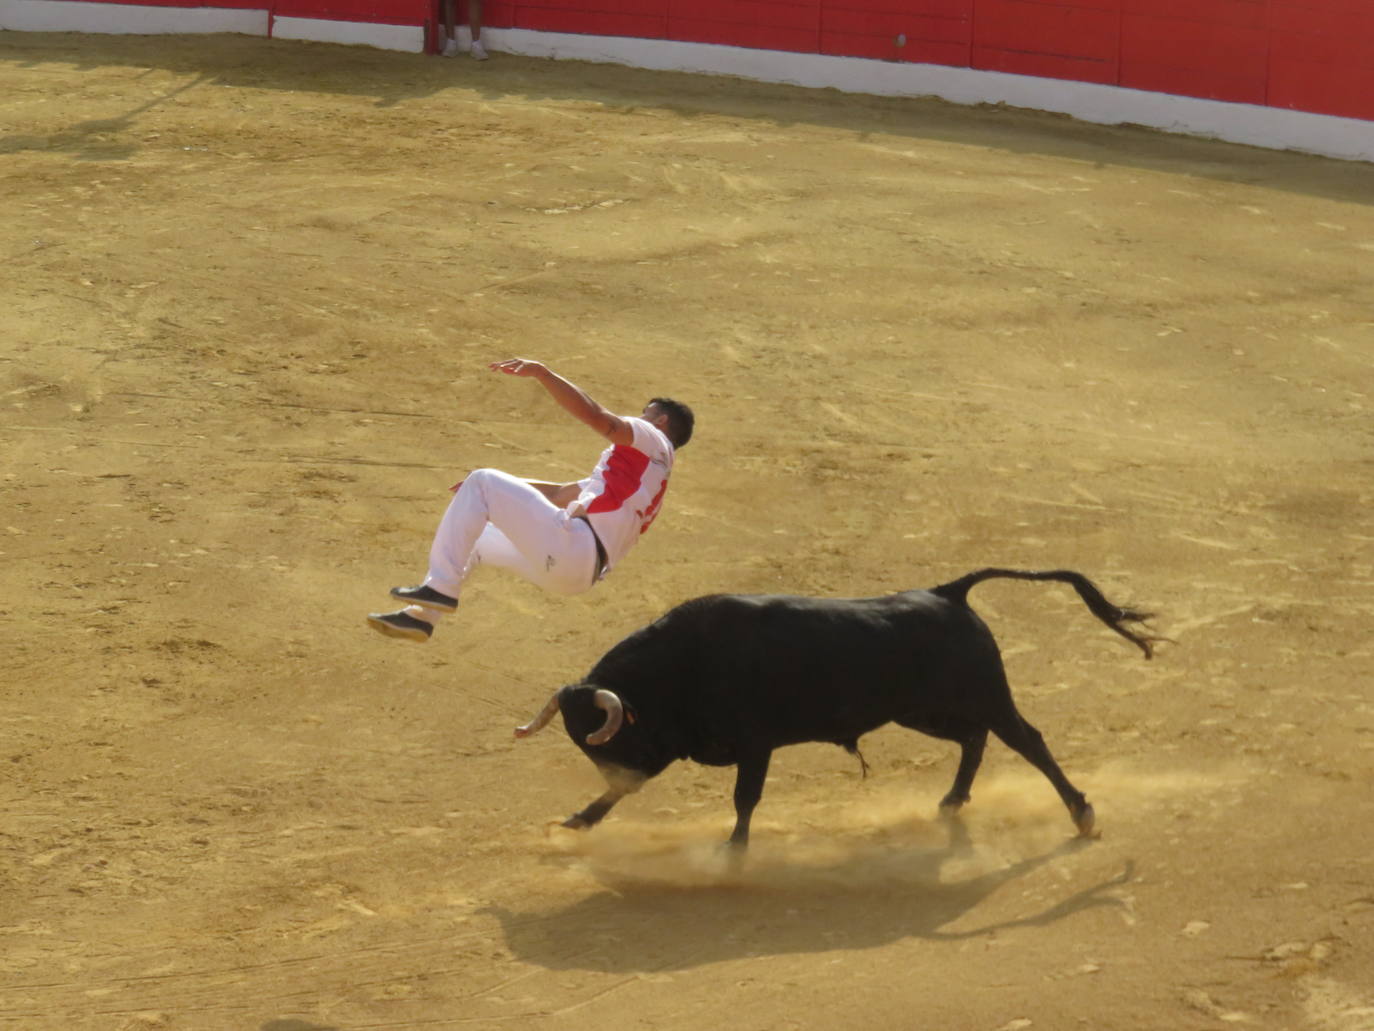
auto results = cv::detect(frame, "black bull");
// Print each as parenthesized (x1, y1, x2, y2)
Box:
(516, 568, 1161, 848)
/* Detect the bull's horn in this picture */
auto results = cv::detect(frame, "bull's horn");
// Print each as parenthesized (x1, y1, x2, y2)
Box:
(585, 689, 624, 746)
(514, 692, 561, 739)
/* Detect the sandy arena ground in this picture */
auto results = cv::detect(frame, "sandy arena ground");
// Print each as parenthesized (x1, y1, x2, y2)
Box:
(2, 29, 1372, 1031)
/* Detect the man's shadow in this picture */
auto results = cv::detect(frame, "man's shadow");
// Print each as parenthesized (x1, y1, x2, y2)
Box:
(480, 819, 1134, 973)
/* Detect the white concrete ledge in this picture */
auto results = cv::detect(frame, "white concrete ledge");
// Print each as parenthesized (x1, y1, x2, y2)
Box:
(271, 15, 423, 53)
(0, 0, 267, 35)
(0, 1, 424, 51)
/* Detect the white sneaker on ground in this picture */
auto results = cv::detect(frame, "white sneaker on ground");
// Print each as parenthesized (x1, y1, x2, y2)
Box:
(470, 40, 489, 61)
(441, 38, 461, 57)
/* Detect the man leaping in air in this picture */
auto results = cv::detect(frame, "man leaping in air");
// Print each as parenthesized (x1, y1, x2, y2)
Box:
(367, 358, 694, 642)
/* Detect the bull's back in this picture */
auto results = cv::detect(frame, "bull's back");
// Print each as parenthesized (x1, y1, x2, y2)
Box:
(678, 591, 1008, 750)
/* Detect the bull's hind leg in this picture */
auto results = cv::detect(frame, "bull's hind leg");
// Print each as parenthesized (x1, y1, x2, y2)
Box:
(992, 715, 1095, 836)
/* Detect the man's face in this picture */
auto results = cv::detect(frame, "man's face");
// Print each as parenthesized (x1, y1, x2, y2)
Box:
(642, 402, 669, 432)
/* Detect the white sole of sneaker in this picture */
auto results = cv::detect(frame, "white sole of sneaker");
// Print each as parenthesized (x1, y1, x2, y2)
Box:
(366, 616, 430, 642)
(389, 591, 456, 613)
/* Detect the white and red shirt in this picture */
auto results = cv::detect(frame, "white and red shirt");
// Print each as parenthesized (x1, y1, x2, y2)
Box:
(570, 417, 675, 574)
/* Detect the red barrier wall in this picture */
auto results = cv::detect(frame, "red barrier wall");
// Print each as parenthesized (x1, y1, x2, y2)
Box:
(485, 0, 1374, 121)
(273, 0, 429, 24)
(57, 0, 1374, 122)
(823, 0, 971, 66)
(1120, 0, 1269, 107)
(70, 0, 430, 24)
(1269, 0, 1374, 120)
(82, 0, 265, 7)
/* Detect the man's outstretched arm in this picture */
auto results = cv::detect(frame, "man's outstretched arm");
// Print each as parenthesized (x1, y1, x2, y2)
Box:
(489, 358, 635, 446)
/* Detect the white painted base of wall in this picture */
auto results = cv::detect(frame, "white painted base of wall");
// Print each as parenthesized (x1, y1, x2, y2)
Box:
(2, 1, 1369, 163)
(0, 0, 266, 36)
(481, 27, 1374, 165)
(0, 1, 423, 52)
(272, 16, 423, 53)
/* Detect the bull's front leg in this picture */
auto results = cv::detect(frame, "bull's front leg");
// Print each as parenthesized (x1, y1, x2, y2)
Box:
(562, 788, 623, 830)
(727, 750, 773, 849)
(939, 729, 988, 816)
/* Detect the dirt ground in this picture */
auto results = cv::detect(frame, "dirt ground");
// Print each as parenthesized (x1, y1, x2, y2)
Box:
(2, 29, 1372, 1031)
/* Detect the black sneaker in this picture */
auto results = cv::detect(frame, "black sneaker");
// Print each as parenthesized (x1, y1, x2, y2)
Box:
(366, 610, 434, 642)
(389, 584, 458, 612)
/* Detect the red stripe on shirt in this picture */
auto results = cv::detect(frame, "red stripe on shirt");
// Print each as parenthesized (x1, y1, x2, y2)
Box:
(586, 445, 651, 515)
(640, 477, 668, 534)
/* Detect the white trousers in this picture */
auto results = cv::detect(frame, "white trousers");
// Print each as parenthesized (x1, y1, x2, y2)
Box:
(407, 468, 598, 624)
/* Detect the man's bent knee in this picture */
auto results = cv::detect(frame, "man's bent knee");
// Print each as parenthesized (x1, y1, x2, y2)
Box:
(461, 468, 502, 487)
(453, 467, 513, 500)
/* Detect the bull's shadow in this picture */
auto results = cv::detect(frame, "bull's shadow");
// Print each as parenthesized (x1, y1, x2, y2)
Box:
(481, 821, 1133, 974)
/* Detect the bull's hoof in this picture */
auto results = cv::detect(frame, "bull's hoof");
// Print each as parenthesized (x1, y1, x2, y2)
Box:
(561, 815, 592, 830)
(938, 794, 967, 819)
(719, 839, 749, 871)
(1073, 803, 1097, 838)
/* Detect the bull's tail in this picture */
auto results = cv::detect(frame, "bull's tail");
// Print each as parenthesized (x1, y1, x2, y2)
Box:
(931, 568, 1164, 659)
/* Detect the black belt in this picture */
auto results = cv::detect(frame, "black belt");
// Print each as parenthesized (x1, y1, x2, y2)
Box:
(574, 515, 608, 582)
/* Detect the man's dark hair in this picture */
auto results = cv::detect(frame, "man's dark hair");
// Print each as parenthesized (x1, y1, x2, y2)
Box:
(648, 397, 694, 448)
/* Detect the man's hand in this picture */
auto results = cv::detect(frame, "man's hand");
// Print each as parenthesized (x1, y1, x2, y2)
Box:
(490, 358, 547, 378)
(487, 358, 634, 446)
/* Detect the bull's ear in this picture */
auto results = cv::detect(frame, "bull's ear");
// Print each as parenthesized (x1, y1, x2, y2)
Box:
(556, 683, 584, 704)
